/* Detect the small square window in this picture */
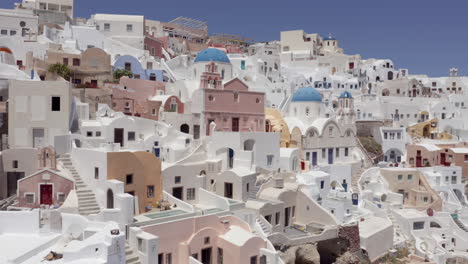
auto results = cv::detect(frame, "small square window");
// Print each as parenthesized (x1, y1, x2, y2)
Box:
(1, 30, 7, 35)
(25, 194, 34, 204)
(96, 131, 101, 137)
(398, 175, 403, 181)
(126, 174, 133, 184)
(12, 160, 18, 169)
(128, 132, 136, 141)
(104, 23, 110, 31)
(58, 193, 65, 203)
(408, 174, 413, 180)
(266, 155, 274, 166)
(72, 58, 80, 66)
(187, 188, 195, 200)
(63, 58, 69, 65)
(86, 131, 93, 137)
(126, 24, 133, 32)
(94, 167, 99, 179)
(204, 237, 210, 244)
(147, 185, 154, 198)
(175, 176, 181, 184)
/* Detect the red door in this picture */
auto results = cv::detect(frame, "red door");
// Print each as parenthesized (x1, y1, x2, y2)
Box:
(40, 184, 53, 205)
(416, 156, 422, 167)
(440, 153, 446, 166)
(232, 118, 239, 132)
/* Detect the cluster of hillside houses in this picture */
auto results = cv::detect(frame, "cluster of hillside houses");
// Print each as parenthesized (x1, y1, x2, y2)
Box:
(1, 1, 468, 263)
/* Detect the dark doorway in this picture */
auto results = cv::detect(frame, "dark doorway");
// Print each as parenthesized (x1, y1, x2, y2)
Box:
(416, 156, 422, 167)
(107, 189, 114, 209)
(441, 153, 446, 166)
(224, 182, 233, 199)
(114, 128, 124, 147)
(40, 184, 53, 205)
(232, 117, 239, 132)
(7, 172, 24, 196)
(228, 148, 234, 168)
(312, 152, 317, 166)
(201, 247, 212, 264)
(284, 207, 290, 227)
(328, 148, 334, 164)
(180, 124, 190, 134)
(172, 187, 183, 200)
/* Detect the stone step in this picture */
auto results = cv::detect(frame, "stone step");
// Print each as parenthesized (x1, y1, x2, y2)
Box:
(78, 194, 97, 200)
(126, 254, 140, 263)
(78, 200, 98, 206)
(125, 248, 133, 255)
(77, 196, 95, 201)
(76, 189, 93, 193)
(79, 203, 99, 209)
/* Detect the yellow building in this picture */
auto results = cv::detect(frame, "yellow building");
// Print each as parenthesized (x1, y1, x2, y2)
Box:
(407, 118, 452, 140)
(265, 108, 294, 147)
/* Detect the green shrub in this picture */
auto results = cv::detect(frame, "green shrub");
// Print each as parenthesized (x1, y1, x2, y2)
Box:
(48, 63, 72, 80)
(113, 69, 133, 80)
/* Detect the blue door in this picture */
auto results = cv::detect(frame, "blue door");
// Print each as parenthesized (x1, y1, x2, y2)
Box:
(312, 152, 317, 166)
(328, 148, 333, 164)
(241, 60, 246, 70)
(154, 148, 160, 157)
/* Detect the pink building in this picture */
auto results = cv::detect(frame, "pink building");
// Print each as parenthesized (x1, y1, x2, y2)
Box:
(201, 62, 265, 135)
(18, 168, 74, 208)
(407, 142, 468, 179)
(141, 214, 267, 264)
(106, 77, 166, 120)
(17, 147, 74, 208)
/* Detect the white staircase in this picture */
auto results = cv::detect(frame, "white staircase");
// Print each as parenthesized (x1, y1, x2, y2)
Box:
(0, 194, 17, 210)
(125, 244, 141, 264)
(248, 185, 261, 200)
(351, 136, 374, 194)
(351, 168, 365, 194)
(57, 154, 100, 216)
(256, 217, 270, 234)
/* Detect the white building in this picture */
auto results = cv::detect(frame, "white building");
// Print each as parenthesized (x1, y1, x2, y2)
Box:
(90, 14, 145, 49)
(0, 8, 38, 42)
(8, 79, 72, 149)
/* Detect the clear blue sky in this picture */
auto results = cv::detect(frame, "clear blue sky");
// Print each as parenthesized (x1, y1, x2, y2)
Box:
(2, 0, 467, 77)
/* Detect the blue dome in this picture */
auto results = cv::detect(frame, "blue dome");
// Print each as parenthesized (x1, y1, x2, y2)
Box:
(323, 35, 336, 41)
(194, 48, 230, 63)
(291, 87, 322, 102)
(339, 91, 353, 99)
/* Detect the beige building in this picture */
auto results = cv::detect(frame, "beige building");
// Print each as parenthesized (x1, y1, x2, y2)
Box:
(107, 151, 163, 213)
(46, 47, 112, 87)
(380, 168, 442, 211)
